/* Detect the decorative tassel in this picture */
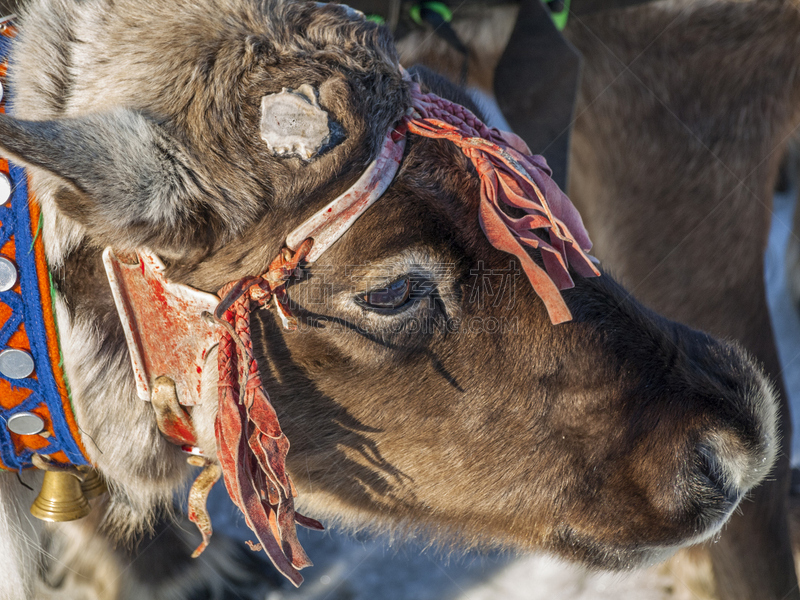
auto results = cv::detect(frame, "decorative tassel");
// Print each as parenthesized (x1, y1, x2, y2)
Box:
(405, 83, 600, 324)
(214, 240, 321, 588)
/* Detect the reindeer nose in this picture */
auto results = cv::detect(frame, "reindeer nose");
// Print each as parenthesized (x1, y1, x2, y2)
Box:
(661, 328, 779, 522)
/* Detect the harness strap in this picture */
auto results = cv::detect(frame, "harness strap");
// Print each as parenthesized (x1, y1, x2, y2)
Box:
(286, 75, 599, 323)
(285, 129, 407, 263)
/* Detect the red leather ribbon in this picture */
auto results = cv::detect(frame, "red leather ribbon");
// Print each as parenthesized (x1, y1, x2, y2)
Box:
(214, 239, 322, 587)
(406, 84, 600, 324)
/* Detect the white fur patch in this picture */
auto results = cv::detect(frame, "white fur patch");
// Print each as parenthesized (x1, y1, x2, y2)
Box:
(0, 471, 42, 600)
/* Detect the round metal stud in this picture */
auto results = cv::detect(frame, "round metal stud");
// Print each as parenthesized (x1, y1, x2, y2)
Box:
(0, 172, 11, 204)
(0, 256, 17, 292)
(0, 348, 35, 379)
(7, 412, 44, 436)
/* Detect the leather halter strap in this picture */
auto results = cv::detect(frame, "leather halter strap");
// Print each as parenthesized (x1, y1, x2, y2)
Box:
(285, 125, 407, 263)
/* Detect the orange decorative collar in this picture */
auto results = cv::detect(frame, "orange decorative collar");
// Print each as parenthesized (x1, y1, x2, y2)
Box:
(0, 22, 90, 471)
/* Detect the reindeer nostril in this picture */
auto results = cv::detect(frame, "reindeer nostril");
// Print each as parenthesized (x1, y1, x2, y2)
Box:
(696, 443, 742, 506)
(697, 445, 723, 487)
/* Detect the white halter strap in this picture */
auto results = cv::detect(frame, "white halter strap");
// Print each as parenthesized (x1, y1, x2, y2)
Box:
(285, 126, 406, 263)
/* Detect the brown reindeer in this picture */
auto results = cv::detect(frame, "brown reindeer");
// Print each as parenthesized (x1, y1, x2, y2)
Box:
(0, 0, 784, 598)
(398, 0, 800, 598)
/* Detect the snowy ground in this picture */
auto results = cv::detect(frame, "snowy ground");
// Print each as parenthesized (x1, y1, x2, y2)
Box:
(204, 188, 800, 600)
(765, 188, 800, 464)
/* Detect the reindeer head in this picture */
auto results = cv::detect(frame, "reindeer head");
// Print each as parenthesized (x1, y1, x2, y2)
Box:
(0, 0, 778, 578)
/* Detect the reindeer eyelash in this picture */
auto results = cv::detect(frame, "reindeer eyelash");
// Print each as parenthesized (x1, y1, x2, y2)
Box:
(355, 276, 412, 312)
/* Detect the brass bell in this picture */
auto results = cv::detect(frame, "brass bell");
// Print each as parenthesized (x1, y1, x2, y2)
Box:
(79, 468, 108, 500)
(30, 470, 91, 522)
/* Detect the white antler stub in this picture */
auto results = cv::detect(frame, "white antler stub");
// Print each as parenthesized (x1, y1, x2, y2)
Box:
(260, 84, 340, 160)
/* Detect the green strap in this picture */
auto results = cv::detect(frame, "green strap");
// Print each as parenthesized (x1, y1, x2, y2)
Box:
(409, 2, 453, 26)
(406, 1, 568, 33)
(548, 0, 571, 31)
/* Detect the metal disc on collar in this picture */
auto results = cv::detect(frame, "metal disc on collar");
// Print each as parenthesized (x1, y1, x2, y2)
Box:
(0, 256, 17, 291)
(7, 412, 45, 435)
(0, 348, 35, 379)
(0, 172, 11, 204)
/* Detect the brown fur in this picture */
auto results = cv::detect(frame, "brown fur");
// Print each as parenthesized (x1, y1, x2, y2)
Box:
(401, 0, 800, 598)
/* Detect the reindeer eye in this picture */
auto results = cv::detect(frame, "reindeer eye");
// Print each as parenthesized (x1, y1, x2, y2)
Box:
(357, 277, 411, 311)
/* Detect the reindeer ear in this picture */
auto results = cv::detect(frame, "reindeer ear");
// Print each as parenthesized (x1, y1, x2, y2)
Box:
(0, 110, 206, 250)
